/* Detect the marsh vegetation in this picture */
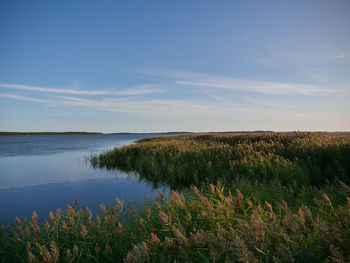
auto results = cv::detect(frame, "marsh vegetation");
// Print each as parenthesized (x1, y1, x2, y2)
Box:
(1, 133, 350, 262)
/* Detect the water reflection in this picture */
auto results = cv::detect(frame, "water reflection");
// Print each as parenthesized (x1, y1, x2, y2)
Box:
(0, 134, 174, 225)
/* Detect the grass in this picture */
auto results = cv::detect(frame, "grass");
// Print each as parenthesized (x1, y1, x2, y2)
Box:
(1, 132, 350, 262)
(92, 132, 350, 188)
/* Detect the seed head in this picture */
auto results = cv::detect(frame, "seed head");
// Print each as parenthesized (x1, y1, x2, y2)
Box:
(80, 224, 88, 239)
(145, 206, 151, 219)
(73, 245, 79, 257)
(65, 249, 72, 263)
(150, 233, 161, 247)
(159, 211, 171, 226)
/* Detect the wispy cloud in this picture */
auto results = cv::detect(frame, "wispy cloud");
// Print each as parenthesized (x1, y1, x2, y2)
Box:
(0, 83, 163, 96)
(54, 95, 254, 117)
(0, 93, 54, 104)
(141, 69, 336, 95)
(2, 69, 348, 122)
(0, 91, 254, 118)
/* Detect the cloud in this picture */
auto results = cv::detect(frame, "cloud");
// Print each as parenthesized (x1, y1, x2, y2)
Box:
(0, 93, 54, 104)
(0, 90, 253, 118)
(141, 69, 336, 95)
(2, 69, 348, 122)
(53, 95, 254, 117)
(0, 83, 163, 96)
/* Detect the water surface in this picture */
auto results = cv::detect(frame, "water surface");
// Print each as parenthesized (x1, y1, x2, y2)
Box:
(0, 134, 173, 225)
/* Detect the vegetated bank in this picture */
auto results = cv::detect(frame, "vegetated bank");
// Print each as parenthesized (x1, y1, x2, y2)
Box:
(0, 132, 103, 137)
(1, 132, 350, 262)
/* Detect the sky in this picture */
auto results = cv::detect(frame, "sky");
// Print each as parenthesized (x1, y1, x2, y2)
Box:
(0, 0, 349, 133)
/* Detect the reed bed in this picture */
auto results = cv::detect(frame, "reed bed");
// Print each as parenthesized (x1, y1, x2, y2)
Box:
(92, 132, 350, 188)
(1, 180, 349, 262)
(2, 132, 350, 262)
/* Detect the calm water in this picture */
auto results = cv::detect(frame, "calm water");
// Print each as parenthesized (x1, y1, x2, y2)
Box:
(0, 134, 173, 225)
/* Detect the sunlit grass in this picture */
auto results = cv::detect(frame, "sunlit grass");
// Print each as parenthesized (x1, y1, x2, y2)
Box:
(92, 132, 350, 188)
(2, 132, 350, 262)
(1, 180, 349, 262)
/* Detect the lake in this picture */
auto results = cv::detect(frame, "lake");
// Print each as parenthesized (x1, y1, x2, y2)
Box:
(0, 133, 175, 225)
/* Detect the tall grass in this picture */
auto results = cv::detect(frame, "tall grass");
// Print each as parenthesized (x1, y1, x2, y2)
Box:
(1, 180, 349, 262)
(92, 132, 350, 188)
(2, 132, 350, 262)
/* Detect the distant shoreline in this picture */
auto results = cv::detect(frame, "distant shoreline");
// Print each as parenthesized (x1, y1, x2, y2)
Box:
(1, 131, 348, 137)
(0, 132, 103, 137)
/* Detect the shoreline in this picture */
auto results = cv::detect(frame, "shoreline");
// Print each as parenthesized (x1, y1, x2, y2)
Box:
(0, 132, 103, 137)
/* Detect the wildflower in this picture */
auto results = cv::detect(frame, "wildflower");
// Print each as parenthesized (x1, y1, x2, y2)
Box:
(15, 216, 21, 225)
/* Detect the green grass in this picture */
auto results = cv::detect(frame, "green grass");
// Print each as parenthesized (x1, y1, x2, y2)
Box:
(92, 132, 350, 188)
(1, 132, 350, 262)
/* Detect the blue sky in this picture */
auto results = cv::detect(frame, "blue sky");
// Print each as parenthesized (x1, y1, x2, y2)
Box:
(1, 0, 349, 132)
